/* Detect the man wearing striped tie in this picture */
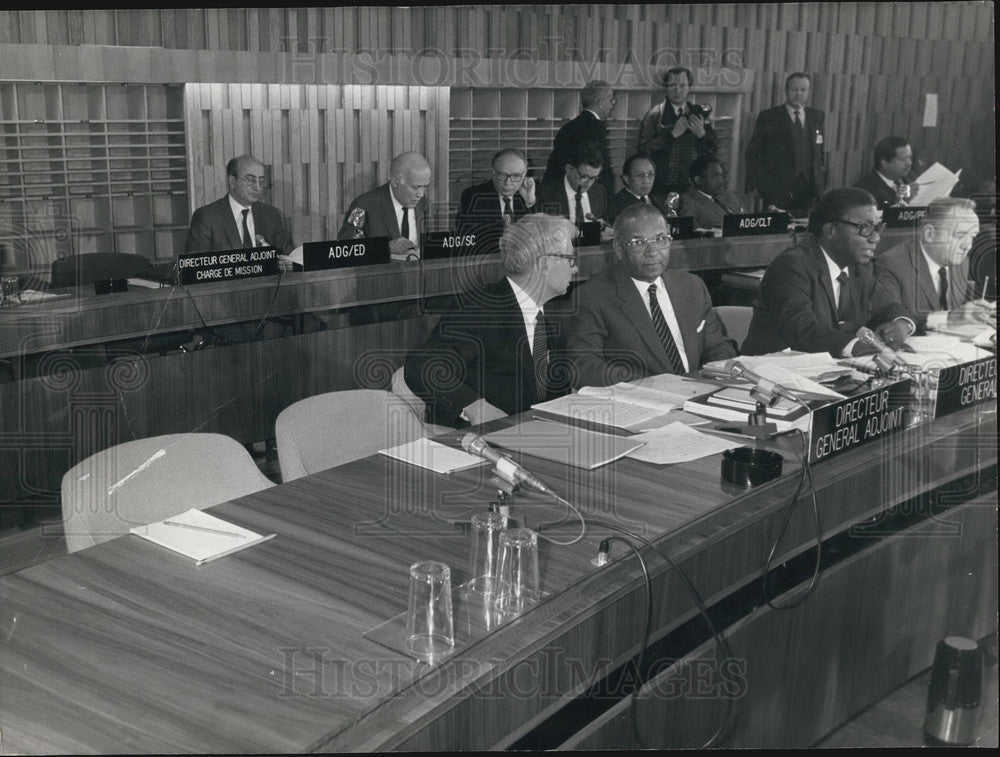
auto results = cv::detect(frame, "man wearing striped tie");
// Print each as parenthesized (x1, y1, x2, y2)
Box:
(567, 203, 737, 388)
(679, 156, 745, 229)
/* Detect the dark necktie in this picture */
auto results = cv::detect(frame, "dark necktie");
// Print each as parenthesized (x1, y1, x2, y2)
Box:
(574, 188, 584, 226)
(241, 208, 251, 247)
(400, 207, 410, 239)
(836, 270, 852, 322)
(647, 284, 684, 374)
(793, 108, 803, 130)
(532, 310, 549, 401)
(713, 195, 732, 214)
(642, 195, 650, 205)
(938, 267, 949, 310)
(503, 196, 513, 224)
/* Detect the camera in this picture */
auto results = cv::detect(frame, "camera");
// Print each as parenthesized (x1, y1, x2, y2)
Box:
(688, 102, 712, 119)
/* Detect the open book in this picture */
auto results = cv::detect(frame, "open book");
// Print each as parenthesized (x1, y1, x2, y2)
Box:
(130, 508, 276, 565)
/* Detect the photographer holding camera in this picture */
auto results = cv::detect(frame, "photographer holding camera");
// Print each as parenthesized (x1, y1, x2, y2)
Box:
(638, 67, 717, 196)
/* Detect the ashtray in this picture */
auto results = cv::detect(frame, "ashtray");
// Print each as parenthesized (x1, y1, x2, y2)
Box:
(721, 447, 783, 488)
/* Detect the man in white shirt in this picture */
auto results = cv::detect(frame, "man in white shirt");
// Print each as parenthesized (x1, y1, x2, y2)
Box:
(854, 136, 918, 210)
(873, 196, 992, 332)
(536, 142, 609, 227)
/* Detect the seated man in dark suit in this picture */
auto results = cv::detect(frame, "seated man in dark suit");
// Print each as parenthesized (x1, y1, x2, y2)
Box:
(873, 197, 992, 332)
(404, 214, 578, 428)
(338, 151, 430, 261)
(185, 153, 293, 264)
(568, 202, 737, 388)
(607, 154, 676, 223)
(742, 187, 913, 357)
(455, 148, 536, 252)
(536, 142, 610, 229)
(853, 136, 918, 211)
(679, 155, 745, 229)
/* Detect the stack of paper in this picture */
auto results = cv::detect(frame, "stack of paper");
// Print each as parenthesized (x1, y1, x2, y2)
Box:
(909, 162, 961, 205)
(130, 508, 276, 565)
(379, 437, 485, 474)
(484, 420, 645, 470)
(626, 422, 737, 464)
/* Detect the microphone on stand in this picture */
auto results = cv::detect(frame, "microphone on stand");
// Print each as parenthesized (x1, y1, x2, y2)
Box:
(585, 212, 609, 230)
(856, 327, 909, 369)
(347, 207, 366, 238)
(722, 359, 802, 405)
(461, 433, 552, 494)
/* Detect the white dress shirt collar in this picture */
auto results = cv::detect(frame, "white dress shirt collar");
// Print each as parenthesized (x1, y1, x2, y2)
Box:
(563, 174, 592, 224)
(388, 186, 418, 245)
(508, 277, 543, 353)
(228, 193, 255, 243)
(628, 275, 690, 372)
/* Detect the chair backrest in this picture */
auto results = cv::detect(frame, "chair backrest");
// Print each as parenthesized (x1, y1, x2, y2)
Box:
(275, 389, 426, 482)
(61, 433, 275, 554)
(390, 366, 453, 437)
(713, 305, 753, 350)
(51, 253, 157, 288)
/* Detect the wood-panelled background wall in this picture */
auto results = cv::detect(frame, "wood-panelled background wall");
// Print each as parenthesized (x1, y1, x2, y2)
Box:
(0, 3, 994, 257)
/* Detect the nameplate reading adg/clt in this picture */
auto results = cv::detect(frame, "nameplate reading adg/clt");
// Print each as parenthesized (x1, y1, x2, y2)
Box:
(809, 378, 912, 464)
(933, 356, 997, 419)
(722, 212, 791, 237)
(177, 247, 279, 285)
(302, 237, 390, 271)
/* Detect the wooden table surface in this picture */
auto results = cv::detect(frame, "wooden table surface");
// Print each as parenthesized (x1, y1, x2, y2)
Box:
(0, 400, 995, 752)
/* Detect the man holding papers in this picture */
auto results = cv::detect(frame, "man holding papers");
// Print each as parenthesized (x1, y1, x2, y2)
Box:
(567, 203, 736, 387)
(873, 197, 992, 333)
(742, 187, 912, 357)
(404, 214, 577, 428)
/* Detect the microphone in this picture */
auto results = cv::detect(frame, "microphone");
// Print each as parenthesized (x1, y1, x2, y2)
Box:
(585, 212, 609, 230)
(461, 433, 552, 494)
(347, 207, 366, 238)
(254, 234, 270, 247)
(723, 359, 801, 404)
(856, 327, 909, 368)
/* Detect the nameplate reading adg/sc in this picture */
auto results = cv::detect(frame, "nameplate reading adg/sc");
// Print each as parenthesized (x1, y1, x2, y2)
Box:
(722, 212, 791, 237)
(422, 231, 478, 260)
(177, 247, 279, 285)
(302, 237, 390, 271)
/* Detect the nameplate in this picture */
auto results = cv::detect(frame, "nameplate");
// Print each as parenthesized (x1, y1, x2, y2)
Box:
(667, 215, 699, 240)
(722, 212, 790, 237)
(302, 237, 390, 271)
(177, 247, 278, 285)
(575, 221, 601, 247)
(809, 378, 912, 464)
(883, 206, 928, 227)
(422, 231, 479, 260)
(933, 356, 997, 418)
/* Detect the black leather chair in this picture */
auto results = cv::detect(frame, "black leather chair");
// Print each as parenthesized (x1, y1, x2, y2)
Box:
(50, 253, 157, 289)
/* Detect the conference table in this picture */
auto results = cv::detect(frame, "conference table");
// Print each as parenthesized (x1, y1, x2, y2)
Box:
(0, 394, 995, 751)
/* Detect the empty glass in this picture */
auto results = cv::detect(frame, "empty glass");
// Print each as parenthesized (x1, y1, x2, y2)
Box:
(405, 561, 454, 664)
(0, 275, 19, 306)
(465, 511, 506, 596)
(494, 528, 540, 619)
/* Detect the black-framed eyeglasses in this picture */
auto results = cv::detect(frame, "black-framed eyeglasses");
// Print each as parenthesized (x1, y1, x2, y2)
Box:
(545, 252, 579, 265)
(835, 219, 886, 237)
(623, 233, 672, 252)
(238, 175, 268, 188)
(494, 171, 525, 183)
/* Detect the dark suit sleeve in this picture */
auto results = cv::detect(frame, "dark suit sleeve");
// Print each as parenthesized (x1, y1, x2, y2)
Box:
(260, 205, 292, 254)
(455, 186, 475, 227)
(404, 316, 485, 427)
(589, 184, 608, 221)
(184, 206, 215, 254)
(744, 111, 767, 194)
(637, 107, 666, 153)
(690, 281, 738, 365)
(567, 286, 618, 388)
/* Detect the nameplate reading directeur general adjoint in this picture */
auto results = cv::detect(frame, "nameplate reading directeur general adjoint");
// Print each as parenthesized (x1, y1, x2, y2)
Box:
(302, 237, 390, 271)
(177, 247, 279, 285)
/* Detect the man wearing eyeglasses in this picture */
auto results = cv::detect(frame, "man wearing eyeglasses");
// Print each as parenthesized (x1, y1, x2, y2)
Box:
(184, 154, 293, 260)
(872, 197, 992, 333)
(607, 155, 676, 223)
(536, 142, 610, 228)
(742, 187, 913, 357)
(455, 148, 536, 250)
(404, 214, 578, 427)
(542, 80, 617, 197)
(568, 203, 736, 387)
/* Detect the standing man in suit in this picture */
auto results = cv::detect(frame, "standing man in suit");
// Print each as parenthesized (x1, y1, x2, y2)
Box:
(854, 136, 918, 211)
(567, 203, 737, 388)
(455, 148, 536, 249)
(637, 67, 717, 196)
(542, 80, 617, 197)
(338, 151, 431, 261)
(873, 197, 991, 332)
(745, 72, 826, 215)
(404, 214, 578, 428)
(185, 154, 293, 257)
(679, 156, 745, 229)
(536, 142, 610, 227)
(607, 154, 676, 223)
(742, 188, 913, 357)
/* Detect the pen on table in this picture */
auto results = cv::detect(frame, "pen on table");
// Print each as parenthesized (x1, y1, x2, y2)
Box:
(982, 276, 989, 300)
(162, 520, 247, 538)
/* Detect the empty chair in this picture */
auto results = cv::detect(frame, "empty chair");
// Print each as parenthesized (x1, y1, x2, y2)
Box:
(275, 389, 426, 482)
(61, 433, 275, 554)
(50, 252, 158, 289)
(713, 305, 753, 351)
(391, 366, 452, 437)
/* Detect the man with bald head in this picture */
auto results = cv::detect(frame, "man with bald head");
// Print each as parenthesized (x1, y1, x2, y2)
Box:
(873, 197, 992, 332)
(185, 154, 292, 256)
(338, 151, 431, 260)
(543, 79, 617, 196)
(455, 148, 536, 247)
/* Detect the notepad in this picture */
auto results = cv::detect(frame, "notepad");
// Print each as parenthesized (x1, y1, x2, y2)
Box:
(378, 437, 486, 474)
(484, 419, 645, 470)
(130, 508, 276, 565)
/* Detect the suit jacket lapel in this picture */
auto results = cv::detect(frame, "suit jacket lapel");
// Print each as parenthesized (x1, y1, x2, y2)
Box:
(661, 272, 699, 368)
(912, 243, 941, 311)
(218, 196, 244, 249)
(613, 267, 669, 368)
(808, 241, 839, 316)
(380, 185, 401, 238)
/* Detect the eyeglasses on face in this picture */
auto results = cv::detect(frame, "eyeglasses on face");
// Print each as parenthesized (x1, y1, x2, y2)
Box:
(623, 233, 672, 252)
(835, 219, 886, 237)
(628, 171, 656, 180)
(494, 171, 525, 183)
(545, 252, 579, 264)
(238, 175, 268, 188)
